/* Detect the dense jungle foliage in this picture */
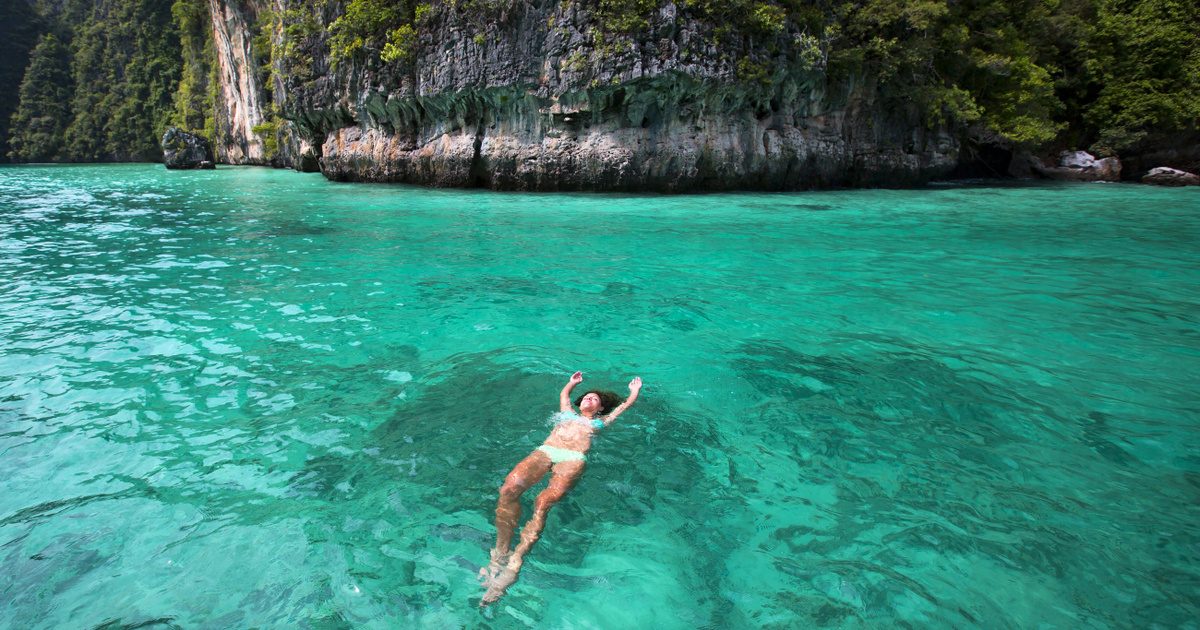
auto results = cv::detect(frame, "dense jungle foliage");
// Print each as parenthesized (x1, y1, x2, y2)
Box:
(6, 0, 185, 161)
(3, 0, 1197, 163)
(0, 2, 44, 160)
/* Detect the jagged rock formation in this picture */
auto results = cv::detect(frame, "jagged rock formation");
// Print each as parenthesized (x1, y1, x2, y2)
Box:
(161, 127, 215, 169)
(1142, 167, 1200, 186)
(209, 0, 957, 190)
(1028, 150, 1123, 182)
(1119, 132, 1200, 180)
(208, 0, 267, 164)
(203, 0, 317, 170)
(9, 0, 1194, 186)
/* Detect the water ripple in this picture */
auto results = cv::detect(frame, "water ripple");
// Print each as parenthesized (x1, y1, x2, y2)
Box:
(1, 166, 1198, 627)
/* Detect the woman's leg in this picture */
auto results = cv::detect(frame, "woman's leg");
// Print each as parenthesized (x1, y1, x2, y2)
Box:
(506, 460, 585, 572)
(482, 460, 585, 603)
(488, 451, 552, 569)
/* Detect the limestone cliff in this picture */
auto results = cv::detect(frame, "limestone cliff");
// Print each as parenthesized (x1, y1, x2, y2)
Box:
(208, 0, 268, 164)
(207, 0, 316, 170)
(10, 0, 1190, 180)
(212, 0, 959, 190)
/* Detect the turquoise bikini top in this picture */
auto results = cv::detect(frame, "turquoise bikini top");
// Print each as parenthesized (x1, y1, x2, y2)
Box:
(555, 411, 605, 430)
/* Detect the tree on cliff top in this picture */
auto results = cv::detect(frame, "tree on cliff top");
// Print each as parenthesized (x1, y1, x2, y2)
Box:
(8, 0, 1200, 166)
(8, 0, 182, 163)
(171, 0, 216, 138)
(1083, 0, 1200, 153)
(0, 1, 44, 161)
(63, 0, 180, 161)
(8, 33, 72, 162)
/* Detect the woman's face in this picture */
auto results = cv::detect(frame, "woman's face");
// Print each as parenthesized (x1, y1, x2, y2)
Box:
(579, 392, 602, 413)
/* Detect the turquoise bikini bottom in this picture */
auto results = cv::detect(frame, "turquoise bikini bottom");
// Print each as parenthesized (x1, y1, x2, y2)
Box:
(537, 445, 586, 464)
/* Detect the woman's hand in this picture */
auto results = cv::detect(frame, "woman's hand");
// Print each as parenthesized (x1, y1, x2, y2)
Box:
(601, 376, 643, 423)
(559, 372, 583, 410)
(561, 371, 583, 412)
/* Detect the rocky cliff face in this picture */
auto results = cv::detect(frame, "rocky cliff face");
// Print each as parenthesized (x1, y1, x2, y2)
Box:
(213, 0, 959, 190)
(161, 126, 216, 168)
(207, 0, 317, 170)
(208, 0, 268, 164)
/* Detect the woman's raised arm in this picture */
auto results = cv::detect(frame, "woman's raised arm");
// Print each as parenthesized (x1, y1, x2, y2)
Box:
(560, 371, 583, 412)
(602, 376, 642, 425)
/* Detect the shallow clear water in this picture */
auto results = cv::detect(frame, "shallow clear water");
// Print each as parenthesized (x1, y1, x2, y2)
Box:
(1, 164, 1198, 628)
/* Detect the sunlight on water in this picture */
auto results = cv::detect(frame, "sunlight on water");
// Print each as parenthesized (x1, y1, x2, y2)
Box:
(1, 164, 1198, 628)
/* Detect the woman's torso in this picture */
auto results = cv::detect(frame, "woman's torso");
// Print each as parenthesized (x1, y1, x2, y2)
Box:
(542, 412, 600, 453)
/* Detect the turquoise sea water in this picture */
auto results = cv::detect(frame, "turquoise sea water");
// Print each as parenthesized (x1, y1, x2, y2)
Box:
(1, 164, 1198, 628)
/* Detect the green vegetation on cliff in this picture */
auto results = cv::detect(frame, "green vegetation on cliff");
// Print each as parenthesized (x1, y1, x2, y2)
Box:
(1084, 0, 1200, 153)
(6, 0, 1198, 164)
(8, 34, 72, 162)
(65, 0, 180, 161)
(301, 0, 1199, 154)
(829, 0, 1198, 152)
(7, 0, 183, 162)
(0, 2, 44, 161)
(172, 0, 217, 140)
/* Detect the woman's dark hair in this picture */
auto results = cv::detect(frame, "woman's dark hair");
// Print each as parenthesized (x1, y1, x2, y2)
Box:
(575, 390, 622, 414)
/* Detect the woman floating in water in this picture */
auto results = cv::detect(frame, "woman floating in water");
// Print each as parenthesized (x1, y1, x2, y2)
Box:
(480, 371, 642, 604)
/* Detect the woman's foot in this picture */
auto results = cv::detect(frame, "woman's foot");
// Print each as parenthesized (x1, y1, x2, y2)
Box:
(478, 548, 510, 587)
(481, 565, 520, 605)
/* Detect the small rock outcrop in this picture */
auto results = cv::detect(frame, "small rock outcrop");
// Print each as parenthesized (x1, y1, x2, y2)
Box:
(161, 127, 215, 169)
(1142, 167, 1200, 186)
(1033, 150, 1122, 182)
